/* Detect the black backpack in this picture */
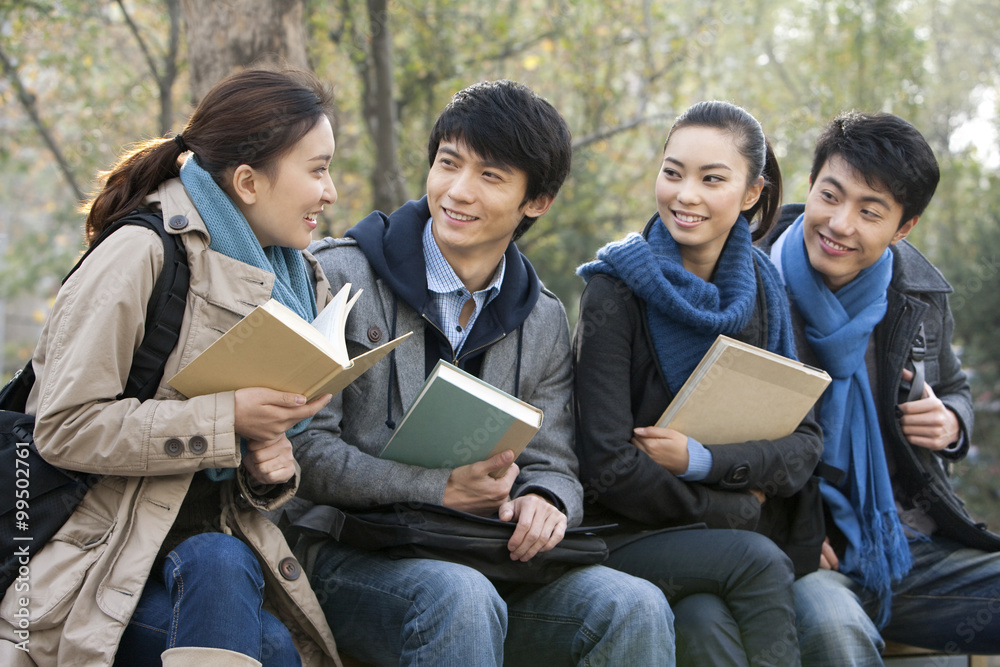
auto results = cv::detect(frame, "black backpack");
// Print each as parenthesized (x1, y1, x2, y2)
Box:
(0, 209, 189, 592)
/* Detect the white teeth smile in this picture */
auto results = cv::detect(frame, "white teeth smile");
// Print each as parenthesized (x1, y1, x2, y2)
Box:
(822, 234, 851, 251)
(675, 212, 706, 223)
(447, 209, 477, 221)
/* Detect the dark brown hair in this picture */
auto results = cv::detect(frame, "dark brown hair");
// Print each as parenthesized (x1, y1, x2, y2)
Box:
(83, 68, 333, 243)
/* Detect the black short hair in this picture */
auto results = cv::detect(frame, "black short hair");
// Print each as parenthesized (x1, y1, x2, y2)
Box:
(810, 111, 940, 226)
(427, 80, 572, 240)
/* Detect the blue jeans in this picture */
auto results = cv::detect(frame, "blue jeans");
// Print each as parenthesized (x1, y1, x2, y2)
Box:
(605, 528, 799, 667)
(307, 539, 674, 666)
(114, 533, 301, 666)
(794, 534, 1000, 666)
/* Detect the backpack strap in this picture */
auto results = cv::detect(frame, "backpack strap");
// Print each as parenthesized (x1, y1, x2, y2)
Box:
(106, 210, 190, 401)
(905, 322, 927, 403)
(0, 209, 190, 409)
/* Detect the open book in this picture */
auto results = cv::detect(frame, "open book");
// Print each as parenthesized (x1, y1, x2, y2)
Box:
(656, 335, 831, 444)
(168, 283, 411, 401)
(378, 360, 543, 475)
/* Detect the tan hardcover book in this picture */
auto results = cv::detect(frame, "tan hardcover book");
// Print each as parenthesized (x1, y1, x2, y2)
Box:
(378, 360, 543, 477)
(655, 335, 831, 444)
(168, 283, 411, 401)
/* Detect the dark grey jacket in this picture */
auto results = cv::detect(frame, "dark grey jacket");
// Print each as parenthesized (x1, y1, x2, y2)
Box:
(765, 204, 1000, 552)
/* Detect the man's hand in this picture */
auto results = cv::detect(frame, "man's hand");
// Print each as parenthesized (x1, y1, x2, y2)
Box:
(234, 387, 331, 442)
(498, 493, 567, 562)
(631, 426, 689, 475)
(443, 450, 519, 516)
(818, 536, 839, 571)
(242, 435, 296, 485)
(898, 369, 960, 451)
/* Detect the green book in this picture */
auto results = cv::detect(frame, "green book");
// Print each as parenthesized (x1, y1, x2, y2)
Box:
(378, 360, 543, 471)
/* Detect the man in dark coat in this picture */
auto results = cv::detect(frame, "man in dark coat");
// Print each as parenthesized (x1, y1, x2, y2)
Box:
(762, 111, 1000, 664)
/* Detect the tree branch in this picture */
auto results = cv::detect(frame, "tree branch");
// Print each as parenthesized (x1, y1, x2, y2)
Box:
(116, 0, 161, 81)
(573, 113, 671, 151)
(0, 41, 85, 202)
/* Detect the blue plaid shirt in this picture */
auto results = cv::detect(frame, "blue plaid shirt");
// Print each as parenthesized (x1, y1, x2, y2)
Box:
(423, 219, 505, 355)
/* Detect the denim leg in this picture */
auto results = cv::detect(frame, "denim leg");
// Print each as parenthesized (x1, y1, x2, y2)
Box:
(673, 594, 746, 667)
(605, 529, 799, 667)
(115, 533, 300, 667)
(308, 539, 506, 666)
(793, 569, 882, 667)
(502, 564, 674, 667)
(879, 535, 1000, 654)
(114, 578, 171, 665)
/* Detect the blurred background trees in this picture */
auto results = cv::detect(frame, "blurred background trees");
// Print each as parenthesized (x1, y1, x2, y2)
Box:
(2, 0, 999, 521)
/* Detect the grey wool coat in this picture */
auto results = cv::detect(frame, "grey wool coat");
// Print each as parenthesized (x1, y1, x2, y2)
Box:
(290, 229, 584, 526)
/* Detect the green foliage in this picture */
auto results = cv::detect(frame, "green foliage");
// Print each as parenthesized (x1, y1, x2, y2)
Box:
(951, 412, 1000, 532)
(3, 0, 999, 393)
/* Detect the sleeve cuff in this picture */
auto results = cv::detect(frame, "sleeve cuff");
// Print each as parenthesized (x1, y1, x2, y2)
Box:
(937, 430, 968, 461)
(514, 485, 566, 514)
(678, 437, 713, 481)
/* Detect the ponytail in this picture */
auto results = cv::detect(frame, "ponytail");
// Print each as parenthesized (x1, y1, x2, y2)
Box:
(83, 137, 187, 245)
(746, 139, 782, 242)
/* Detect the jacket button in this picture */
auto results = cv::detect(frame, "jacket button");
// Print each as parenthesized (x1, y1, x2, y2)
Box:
(367, 326, 382, 343)
(727, 465, 750, 484)
(188, 435, 208, 455)
(167, 214, 188, 230)
(278, 556, 301, 581)
(164, 438, 184, 457)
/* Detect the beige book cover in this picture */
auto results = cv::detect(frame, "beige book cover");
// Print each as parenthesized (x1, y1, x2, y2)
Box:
(656, 335, 831, 444)
(168, 283, 411, 401)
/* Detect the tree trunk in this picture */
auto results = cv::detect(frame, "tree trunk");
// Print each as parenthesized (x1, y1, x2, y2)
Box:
(180, 0, 310, 102)
(367, 0, 408, 213)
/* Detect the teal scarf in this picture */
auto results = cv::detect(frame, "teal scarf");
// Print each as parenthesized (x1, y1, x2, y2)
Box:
(772, 215, 911, 628)
(179, 157, 318, 480)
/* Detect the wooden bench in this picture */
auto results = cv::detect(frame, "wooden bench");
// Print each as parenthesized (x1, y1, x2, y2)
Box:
(883, 641, 990, 666)
(338, 643, 991, 666)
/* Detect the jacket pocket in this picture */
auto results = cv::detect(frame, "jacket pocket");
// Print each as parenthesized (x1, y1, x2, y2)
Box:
(1, 498, 115, 630)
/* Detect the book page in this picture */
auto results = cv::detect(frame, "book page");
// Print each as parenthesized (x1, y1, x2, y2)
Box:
(311, 283, 362, 365)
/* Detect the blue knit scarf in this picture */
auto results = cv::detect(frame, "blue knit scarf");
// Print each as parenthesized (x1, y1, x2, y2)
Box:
(773, 215, 911, 628)
(179, 157, 318, 480)
(578, 214, 795, 393)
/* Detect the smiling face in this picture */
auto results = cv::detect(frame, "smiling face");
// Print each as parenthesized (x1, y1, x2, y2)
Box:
(236, 115, 338, 249)
(802, 154, 917, 291)
(426, 139, 553, 273)
(655, 126, 763, 277)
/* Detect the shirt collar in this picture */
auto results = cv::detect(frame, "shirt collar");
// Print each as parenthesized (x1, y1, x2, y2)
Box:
(423, 218, 505, 298)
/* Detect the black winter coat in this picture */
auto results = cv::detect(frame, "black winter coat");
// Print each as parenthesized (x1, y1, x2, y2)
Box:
(765, 204, 1000, 554)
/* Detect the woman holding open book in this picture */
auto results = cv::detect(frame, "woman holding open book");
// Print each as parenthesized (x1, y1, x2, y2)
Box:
(573, 101, 825, 666)
(0, 70, 341, 665)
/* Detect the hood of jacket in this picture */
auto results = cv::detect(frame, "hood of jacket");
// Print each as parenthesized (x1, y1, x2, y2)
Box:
(346, 196, 543, 357)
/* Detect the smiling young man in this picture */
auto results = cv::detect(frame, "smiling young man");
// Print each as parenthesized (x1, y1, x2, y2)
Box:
(288, 80, 672, 666)
(764, 111, 1000, 664)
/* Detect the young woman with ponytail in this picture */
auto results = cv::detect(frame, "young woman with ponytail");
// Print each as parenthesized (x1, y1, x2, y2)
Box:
(0, 68, 341, 666)
(573, 101, 825, 666)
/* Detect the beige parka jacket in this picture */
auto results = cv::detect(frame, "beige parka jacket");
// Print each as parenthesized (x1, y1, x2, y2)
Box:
(0, 178, 342, 666)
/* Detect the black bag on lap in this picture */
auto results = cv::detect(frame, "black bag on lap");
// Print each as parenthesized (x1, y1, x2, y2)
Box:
(287, 502, 612, 585)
